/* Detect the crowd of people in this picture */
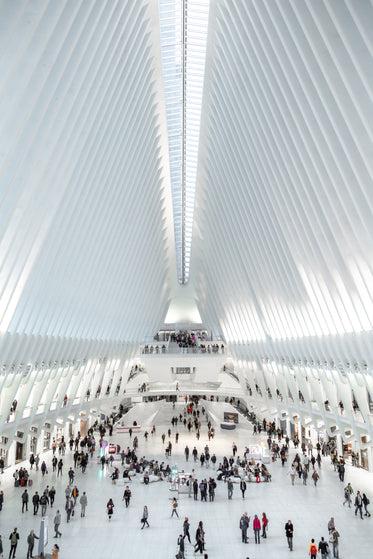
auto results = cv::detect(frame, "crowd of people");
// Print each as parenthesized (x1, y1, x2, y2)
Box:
(0, 397, 371, 558)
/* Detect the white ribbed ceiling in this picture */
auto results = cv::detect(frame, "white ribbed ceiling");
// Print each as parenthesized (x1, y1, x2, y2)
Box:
(0, 0, 174, 344)
(193, 0, 373, 348)
(1, 0, 373, 462)
(0, 0, 372, 364)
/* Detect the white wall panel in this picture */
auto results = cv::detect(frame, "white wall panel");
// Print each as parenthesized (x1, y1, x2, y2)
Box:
(193, 0, 373, 450)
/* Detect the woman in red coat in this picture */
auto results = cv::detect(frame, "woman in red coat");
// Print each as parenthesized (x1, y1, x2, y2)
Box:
(262, 512, 268, 538)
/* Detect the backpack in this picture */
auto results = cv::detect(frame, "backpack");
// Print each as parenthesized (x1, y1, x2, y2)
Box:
(311, 544, 317, 554)
(10, 533, 18, 545)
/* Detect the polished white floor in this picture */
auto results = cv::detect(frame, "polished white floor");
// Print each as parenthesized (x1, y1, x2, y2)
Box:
(0, 401, 372, 559)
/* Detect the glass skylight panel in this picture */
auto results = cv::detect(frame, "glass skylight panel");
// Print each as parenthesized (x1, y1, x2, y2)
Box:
(159, 0, 209, 284)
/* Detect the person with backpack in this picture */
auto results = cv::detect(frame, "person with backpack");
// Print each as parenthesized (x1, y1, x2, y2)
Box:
(330, 528, 340, 558)
(309, 538, 318, 558)
(8, 528, 19, 559)
(40, 493, 48, 516)
(318, 537, 329, 559)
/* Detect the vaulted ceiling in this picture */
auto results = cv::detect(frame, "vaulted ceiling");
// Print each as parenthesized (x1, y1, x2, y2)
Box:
(0, 0, 372, 374)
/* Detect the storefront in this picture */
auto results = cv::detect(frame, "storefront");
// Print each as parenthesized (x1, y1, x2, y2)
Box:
(360, 449, 369, 470)
(343, 441, 351, 459)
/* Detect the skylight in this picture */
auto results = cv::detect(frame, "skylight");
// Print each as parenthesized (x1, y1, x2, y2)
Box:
(159, 0, 210, 284)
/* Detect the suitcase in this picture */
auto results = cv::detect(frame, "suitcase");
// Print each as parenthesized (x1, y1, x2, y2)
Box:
(28, 479, 33, 486)
(20, 478, 26, 486)
(14, 479, 20, 487)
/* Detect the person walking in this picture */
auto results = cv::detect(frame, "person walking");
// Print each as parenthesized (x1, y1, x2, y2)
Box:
(65, 497, 74, 522)
(0, 490, 4, 511)
(362, 493, 371, 517)
(49, 486, 56, 507)
(171, 497, 179, 518)
(302, 468, 308, 485)
(253, 515, 261, 544)
(193, 479, 198, 501)
(240, 478, 247, 499)
(40, 493, 48, 516)
(262, 512, 268, 538)
(26, 530, 39, 559)
(285, 519, 294, 551)
(227, 478, 233, 500)
(107, 498, 114, 520)
(53, 510, 62, 538)
(330, 527, 340, 558)
(8, 528, 19, 559)
(123, 487, 131, 508)
(80, 491, 87, 517)
(32, 492, 40, 515)
(199, 480, 207, 502)
(240, 512, 250, 543)
(141, 505, 149, 528)
(289, 465, 296, 486)
(68, 467, 74, 484)
(312, 469, 319, 486)
(194, 521, 205, 554)
(22, 489, 29, 513)
(343, 483, 353, 507)
(355, 491, 363, 519)
(185, 446, 189, 461)
(176, 534, 186, 559)
(183, 517, 191, 543)
(308, 538, 318, 558)
(318, 537, 329, 559)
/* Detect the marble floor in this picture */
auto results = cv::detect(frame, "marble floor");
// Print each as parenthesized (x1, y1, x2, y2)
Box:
(0, 401, 372, 559)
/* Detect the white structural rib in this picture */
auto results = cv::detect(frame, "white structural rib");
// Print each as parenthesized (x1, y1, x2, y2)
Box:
(193, 0, 373, 451)
(0, 0, 174, 450)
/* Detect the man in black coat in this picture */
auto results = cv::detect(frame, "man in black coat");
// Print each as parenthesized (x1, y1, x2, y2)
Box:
(285, 520, 294, 550)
